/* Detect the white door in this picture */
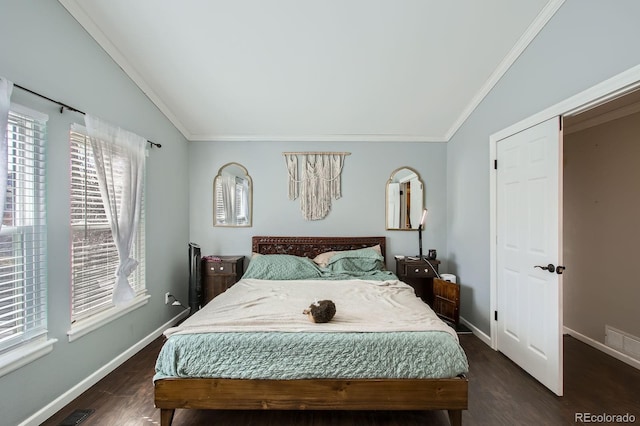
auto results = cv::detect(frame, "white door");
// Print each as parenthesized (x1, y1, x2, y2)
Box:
(496, 116, 564, 396)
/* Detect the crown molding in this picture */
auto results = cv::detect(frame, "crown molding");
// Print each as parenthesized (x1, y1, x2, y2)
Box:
(58, 0, 191, 139)
(445, 0, 565, 141)
(187, 133, 447, 143)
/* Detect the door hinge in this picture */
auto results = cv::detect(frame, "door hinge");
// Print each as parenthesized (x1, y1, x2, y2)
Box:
(494, 159, 497, 170)
(494, 311, 498, 321)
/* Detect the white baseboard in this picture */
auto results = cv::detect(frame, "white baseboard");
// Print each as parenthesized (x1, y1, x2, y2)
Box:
(564, 326, 640, 371)
(19, 308, 190, 426)
(459, 316, 492, 347)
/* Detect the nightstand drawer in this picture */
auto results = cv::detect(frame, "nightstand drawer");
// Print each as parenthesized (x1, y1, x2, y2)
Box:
(202, 261, 237, 275)
(404, 264, 437, 277)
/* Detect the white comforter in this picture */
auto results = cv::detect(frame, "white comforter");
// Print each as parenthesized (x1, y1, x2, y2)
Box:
(164, 278, 456, 338)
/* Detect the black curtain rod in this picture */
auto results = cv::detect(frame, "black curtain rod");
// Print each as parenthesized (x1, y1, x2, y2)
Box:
(14, 84, 162, 148)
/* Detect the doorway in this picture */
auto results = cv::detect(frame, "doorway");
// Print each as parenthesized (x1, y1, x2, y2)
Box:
(562, 89, 640, 370)
(489, 65, 640, 394)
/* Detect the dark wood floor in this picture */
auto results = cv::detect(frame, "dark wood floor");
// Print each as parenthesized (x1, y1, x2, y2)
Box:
(41, 334, 640, 425)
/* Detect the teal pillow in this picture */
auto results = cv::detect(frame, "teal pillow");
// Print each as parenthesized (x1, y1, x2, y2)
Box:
(242, 254, 322, 280)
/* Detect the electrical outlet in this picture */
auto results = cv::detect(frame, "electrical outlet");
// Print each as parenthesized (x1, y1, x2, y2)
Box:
(165, 292, 171, 305)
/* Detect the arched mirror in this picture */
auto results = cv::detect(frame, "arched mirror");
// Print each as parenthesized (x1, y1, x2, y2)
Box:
(213, 162, 252, 227)
(386, 167, 424, 230)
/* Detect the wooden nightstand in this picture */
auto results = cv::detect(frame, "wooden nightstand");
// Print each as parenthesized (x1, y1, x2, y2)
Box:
(395, 256, 440, 305)
(201, 256, 244, 304)
(395, 256, 460, 325)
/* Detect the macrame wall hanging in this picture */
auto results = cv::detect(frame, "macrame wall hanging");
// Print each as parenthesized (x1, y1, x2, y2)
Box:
(283, 152, 350, 220)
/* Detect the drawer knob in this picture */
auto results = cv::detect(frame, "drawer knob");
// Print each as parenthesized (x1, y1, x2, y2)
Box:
(415, 268, 419, 273)
(219, 266, 224, 271)
(424, 269, 429, 273)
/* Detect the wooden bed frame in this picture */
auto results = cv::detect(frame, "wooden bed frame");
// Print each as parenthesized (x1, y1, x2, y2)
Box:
(154, 236, 468, 426)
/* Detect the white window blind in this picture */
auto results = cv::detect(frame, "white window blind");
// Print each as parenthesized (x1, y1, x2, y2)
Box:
(0, 106, 48, 354)
(70, 126, 145, 322)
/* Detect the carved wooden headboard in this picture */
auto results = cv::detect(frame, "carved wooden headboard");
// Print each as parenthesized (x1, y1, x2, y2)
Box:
(251, 236, 386, 261)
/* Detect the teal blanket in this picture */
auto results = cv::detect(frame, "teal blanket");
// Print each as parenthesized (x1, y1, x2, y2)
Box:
(154, 330, 468, 381)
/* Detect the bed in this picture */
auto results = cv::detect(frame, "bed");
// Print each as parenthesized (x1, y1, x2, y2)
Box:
(154, 236, 469, 426)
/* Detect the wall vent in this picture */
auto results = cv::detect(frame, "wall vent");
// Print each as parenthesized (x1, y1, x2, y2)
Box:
(605, 325, 640, 361)
(59, 409, 94, 425)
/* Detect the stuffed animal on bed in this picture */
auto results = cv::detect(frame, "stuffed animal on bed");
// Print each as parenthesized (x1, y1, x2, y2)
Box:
(303, 300, 336, 323)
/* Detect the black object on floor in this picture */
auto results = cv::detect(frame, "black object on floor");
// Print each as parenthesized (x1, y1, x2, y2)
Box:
(454, 323, 472, 334)
(442, 318, 472, 335)
(59, 409, 94, 426)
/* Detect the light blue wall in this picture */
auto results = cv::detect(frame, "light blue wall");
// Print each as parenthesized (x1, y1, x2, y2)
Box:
(446, 0, 640, 335)
(4, 0, 640, 423)
(0, 1, 190, 425)
(189, 140, 448, 271)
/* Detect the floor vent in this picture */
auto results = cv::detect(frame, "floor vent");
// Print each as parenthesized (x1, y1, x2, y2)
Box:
(59, 409, 94, 426)
(605, 325, 640, 361)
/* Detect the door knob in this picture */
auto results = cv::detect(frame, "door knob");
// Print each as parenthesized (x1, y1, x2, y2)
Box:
(534, 264, 556, 273)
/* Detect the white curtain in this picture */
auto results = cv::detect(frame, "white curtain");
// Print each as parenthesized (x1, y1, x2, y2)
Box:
(85, 115, 146, 306)
(0, 77, 13, 232)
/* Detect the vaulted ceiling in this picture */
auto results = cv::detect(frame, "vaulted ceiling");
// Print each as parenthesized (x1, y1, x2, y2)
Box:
(59, 0, 563, 142)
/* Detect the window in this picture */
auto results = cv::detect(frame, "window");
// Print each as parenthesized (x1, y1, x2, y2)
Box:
(69, 125, 145, 324)
(0, 105, 47, 355)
